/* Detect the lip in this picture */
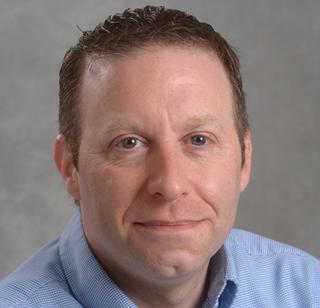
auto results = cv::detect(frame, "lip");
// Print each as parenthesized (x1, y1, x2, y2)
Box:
(134, 220, 202, 233)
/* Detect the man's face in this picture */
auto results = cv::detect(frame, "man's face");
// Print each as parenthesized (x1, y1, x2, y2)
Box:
(58, 45, 251, 285)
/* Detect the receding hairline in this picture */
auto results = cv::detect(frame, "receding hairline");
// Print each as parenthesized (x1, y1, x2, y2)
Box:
(82, 40, 222, 72)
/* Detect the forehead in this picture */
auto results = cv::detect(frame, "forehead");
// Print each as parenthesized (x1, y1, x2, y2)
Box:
(79, 45, 234, 131)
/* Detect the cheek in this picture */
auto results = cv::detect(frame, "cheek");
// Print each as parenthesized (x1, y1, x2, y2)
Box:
(81, 164, 144, 224)
(79, 166, 139, 251)
(194, 161, 242, 218)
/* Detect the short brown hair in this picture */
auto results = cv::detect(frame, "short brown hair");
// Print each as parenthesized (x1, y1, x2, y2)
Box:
(59, 6, 249, 167)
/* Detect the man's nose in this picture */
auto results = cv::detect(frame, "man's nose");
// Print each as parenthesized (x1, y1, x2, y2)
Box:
(146, 148, 190, 201)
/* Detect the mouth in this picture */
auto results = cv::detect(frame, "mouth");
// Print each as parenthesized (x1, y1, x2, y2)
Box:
(134, 220, 203, 233)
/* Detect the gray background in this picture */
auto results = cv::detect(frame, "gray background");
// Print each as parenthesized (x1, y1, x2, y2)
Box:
(0, 0, 319, 279)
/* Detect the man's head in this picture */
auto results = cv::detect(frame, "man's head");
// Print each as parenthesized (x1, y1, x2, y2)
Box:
(54, 6, 252, 301)
(58, 6, 249, 168)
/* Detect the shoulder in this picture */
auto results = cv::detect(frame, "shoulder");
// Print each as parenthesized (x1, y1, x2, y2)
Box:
(0, 237, 79, 307)
(224, 229, 320, 307)
(227, 228, 320, 262)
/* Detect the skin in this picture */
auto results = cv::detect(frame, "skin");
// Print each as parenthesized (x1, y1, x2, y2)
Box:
(54, 45, 252, 308)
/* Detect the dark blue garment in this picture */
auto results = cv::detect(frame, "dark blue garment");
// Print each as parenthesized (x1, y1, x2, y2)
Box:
(1, 209, 319, 307)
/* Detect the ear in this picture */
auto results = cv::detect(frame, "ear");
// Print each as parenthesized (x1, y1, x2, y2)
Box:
(240, 131, 253, 192)
(53, 134, 81, 201)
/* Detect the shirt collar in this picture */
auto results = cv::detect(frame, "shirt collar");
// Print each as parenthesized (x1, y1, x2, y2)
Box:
(59, 209, 137, 308)
(224, 232, 240, 284)
(206, 232, 239, 307)
(203, 239, 238, 307)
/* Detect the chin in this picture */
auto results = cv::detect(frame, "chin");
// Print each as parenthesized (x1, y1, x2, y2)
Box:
(135, 248, 210, 282)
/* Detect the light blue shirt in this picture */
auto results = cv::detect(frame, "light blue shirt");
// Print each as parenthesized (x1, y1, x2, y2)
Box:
(1, 209, 319, 307)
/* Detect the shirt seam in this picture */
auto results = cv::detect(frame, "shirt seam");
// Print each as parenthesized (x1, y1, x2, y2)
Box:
(229, 236, 320, 264)
(3, 278, 66, 306)
(0, 296, 18, 306)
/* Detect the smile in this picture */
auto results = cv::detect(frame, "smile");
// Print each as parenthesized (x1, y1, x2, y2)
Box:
(134, 220, 203, 233)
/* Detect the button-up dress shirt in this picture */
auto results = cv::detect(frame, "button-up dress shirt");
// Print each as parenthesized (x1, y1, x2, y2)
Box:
(1, 209, 319, 307)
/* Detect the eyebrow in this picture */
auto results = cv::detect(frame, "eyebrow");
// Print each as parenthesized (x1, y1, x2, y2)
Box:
(95, 120, 147, 141)
(102, 120, 146, 133)
(182, 115, 222, 131)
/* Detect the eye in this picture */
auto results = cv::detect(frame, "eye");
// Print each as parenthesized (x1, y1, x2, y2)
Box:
(117, 137, 141, 149)
(190, 134, 209, 146)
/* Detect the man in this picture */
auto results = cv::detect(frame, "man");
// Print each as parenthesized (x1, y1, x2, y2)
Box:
(0, 6, 319, 308)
